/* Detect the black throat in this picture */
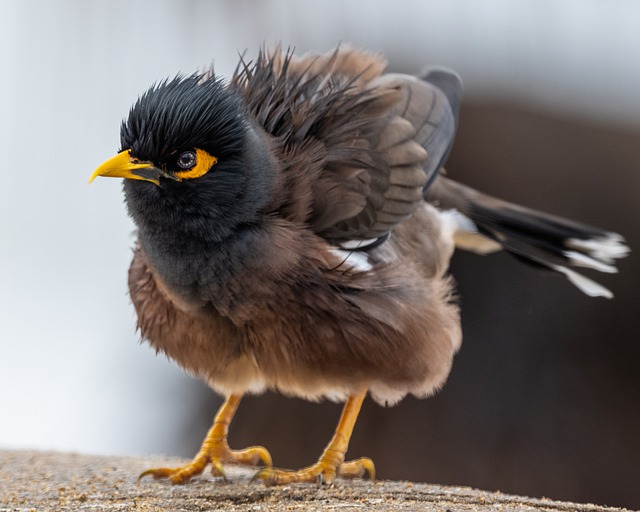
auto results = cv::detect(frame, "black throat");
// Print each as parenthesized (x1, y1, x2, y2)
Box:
(124, 123, 277, 311)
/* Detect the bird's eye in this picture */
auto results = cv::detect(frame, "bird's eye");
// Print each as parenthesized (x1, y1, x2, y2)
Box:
(173, 148, 217, 181)
(177, 151, 197, 170)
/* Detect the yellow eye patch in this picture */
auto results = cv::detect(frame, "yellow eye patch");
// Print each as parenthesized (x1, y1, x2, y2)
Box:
(174, 148, 218, 180)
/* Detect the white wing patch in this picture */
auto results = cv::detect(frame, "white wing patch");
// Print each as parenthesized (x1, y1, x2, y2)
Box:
(338, 238, 380, 250)
(329, 248, 373, 272)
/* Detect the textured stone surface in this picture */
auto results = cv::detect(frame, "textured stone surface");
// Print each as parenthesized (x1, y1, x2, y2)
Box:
(0, 450, 633, 512)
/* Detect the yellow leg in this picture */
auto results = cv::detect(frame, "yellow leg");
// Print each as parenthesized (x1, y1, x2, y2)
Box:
(253, 388, 375, 486)
(139, 394, 272, 484)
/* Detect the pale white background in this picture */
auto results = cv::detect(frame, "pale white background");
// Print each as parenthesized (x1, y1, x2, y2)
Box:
(1, 0, 638, 457)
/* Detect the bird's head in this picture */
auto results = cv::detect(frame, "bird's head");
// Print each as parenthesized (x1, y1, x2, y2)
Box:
(90, 73, 275, 241)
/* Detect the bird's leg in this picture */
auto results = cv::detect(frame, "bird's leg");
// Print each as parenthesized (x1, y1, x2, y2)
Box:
(139, 394, 272, 484)
(253, 388, 374, 486)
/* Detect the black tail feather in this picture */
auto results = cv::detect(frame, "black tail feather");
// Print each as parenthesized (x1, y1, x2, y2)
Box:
(428, 177, 629, 297)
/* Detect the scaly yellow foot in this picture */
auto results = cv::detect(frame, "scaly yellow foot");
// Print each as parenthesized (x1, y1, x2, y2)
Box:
(253, 456, 375, 486)
(139, 395, 272, 484)
(253, 389, 374, 486)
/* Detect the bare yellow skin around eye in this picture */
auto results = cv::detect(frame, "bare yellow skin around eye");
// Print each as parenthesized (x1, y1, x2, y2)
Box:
(174, 148, 218, 180)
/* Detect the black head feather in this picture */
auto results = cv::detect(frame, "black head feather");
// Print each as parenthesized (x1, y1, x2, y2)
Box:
(120, 73, 246, 165)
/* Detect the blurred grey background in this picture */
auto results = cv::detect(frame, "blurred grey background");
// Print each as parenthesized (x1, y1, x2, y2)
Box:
(0, 0, 638, 509)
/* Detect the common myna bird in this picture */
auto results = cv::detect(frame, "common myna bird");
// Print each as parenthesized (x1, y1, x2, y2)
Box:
(91, 46, 628, 486)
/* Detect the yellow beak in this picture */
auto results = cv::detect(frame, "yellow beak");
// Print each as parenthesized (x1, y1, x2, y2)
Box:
(89, 150, 160, 185)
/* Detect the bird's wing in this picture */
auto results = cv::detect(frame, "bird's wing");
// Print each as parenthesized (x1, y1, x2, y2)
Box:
(232, 46, 461, 245)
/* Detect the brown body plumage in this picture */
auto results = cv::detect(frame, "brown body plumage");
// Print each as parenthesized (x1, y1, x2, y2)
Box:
(92, 45, 627, 485)
(129, 204, 460, 405)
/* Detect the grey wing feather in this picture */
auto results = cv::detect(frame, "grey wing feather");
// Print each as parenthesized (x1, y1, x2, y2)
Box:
(355, 69, 462, 239)
(237, 47, 462, 245)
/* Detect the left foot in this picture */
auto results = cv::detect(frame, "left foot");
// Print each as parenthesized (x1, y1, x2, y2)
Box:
(254, 389, 374, 486)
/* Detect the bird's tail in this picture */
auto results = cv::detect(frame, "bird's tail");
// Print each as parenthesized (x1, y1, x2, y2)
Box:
(427, 176, 629, 298)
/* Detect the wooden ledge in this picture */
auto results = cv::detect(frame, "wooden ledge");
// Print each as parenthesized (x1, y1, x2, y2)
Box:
(0, 450, 632, 512)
